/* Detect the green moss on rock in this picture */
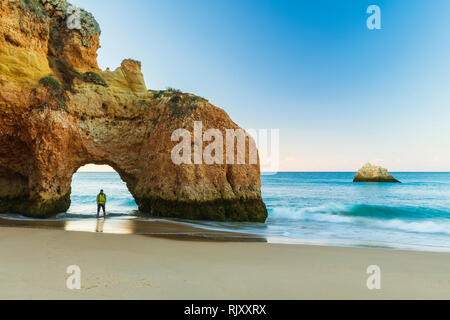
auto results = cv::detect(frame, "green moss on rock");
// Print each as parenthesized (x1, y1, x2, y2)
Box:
(0, 191, 70, 218)
(49, 58, 107, 90)
(82, 72, 107, 87)
(40, 75, 62, 89)
(39, 75, 69, 112)
(135, 197, 268, 222)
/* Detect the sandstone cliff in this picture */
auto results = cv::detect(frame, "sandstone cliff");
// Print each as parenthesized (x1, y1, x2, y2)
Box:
(353, 163, 400, 183)
(0, 0, 267, 221)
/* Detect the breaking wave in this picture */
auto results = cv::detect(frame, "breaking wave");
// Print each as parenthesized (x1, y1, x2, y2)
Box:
(268, 203, 450, 235)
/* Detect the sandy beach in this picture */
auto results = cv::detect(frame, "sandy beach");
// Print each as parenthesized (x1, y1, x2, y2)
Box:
(0, 226, 449, 300)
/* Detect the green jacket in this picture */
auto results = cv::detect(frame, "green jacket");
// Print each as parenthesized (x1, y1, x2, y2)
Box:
(97, 193, 107, 205)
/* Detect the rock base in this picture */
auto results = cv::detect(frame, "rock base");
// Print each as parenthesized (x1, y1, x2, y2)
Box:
(136, 197, 268, 222)
(0, 193, 71, 218)
(353, 177, 401, 183)
(0, 194, 268, 222)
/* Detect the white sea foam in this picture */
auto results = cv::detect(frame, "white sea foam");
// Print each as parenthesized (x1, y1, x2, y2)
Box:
(268, 204, 450, 235)
(373, 219, 450, 235)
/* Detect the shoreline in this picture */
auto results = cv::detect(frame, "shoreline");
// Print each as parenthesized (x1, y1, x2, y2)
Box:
(0, 226, 449, 299)
(1, 216, 450, 254)
(0, 216, 266, 242)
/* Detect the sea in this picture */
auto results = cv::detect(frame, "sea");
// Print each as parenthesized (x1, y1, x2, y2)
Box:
(4, 172, 450, 252)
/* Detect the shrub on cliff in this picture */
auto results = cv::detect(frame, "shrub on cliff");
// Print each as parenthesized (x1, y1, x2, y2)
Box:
(167, 87, 182, 94)
(49, 59, 107, 90)
(82, 72, 108, 87)
(40, 76, 62, 90)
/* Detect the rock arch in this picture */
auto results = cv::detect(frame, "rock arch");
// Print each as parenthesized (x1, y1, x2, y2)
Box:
(0, 0, 267, 222)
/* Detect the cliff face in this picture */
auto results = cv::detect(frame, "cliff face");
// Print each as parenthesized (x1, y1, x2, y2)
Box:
(0, 0, 267, 222)
(353, 163, 400, 183)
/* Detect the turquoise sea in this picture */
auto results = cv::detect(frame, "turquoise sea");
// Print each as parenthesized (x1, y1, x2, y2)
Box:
(197, 172, 450, 251)
(8, 172, 450, 252)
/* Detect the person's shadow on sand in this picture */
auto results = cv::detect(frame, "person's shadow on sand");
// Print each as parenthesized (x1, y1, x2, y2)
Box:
(95, 219, 104, 233)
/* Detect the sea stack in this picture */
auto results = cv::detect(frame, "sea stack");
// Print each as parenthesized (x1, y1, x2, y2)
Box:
(353, 163, 401, 183)
(0, 0, 267, 222)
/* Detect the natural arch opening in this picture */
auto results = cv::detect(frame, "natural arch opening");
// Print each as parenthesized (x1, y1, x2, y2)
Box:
(65, 164, 138, 218)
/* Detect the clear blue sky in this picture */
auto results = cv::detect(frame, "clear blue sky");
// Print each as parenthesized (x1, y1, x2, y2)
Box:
(72, 0, 450, 171)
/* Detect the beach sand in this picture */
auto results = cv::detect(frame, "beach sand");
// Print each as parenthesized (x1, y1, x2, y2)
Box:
(0, 226, 449, 300)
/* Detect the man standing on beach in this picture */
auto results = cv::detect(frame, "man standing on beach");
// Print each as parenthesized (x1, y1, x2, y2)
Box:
(97, 189, 107, 219)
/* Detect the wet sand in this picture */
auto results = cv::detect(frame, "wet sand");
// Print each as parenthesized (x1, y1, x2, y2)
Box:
(0, 225, 449, 299)
(0, 217, 265, 242)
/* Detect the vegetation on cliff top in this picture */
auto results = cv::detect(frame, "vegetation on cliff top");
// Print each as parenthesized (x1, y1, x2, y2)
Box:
(49, 58, 107, 90)
(40, 0, 101, 48)
(149, 88, 208, 116)
(21, 0, 48, 20)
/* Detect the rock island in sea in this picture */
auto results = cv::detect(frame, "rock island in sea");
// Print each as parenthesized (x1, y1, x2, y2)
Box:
(353, 163, 401, 183)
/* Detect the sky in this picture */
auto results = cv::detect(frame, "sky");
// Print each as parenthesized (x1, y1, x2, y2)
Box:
(72, 0, 450, 172)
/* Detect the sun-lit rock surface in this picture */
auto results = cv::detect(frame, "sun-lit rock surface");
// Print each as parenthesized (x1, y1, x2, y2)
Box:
(0, 0, 267, 221)
(353, 163, 401, 183)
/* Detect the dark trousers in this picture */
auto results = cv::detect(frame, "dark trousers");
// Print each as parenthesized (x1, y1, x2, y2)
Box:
(97, 203, 106, 215)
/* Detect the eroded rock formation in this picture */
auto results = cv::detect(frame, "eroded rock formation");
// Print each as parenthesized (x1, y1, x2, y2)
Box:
(353, 163, 400, 183)
(0, 0, 267, 221)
